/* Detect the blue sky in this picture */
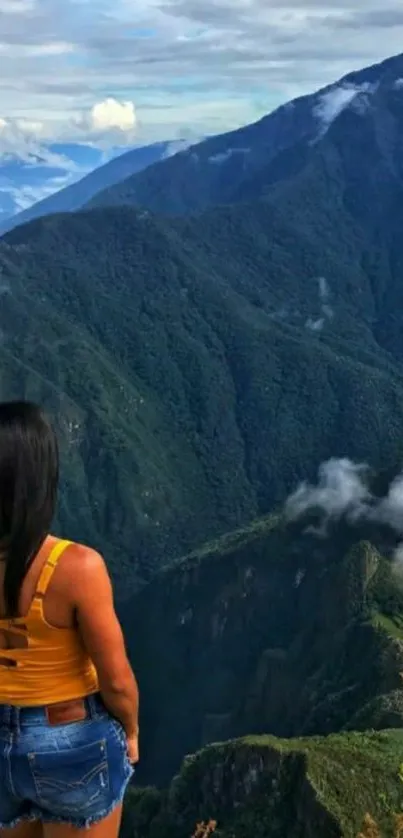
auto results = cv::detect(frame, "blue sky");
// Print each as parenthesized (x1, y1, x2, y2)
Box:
(1, 0, 403, 153)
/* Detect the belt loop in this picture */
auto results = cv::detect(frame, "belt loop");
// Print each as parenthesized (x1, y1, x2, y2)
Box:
(9, 706, 19, 733)
(14, 706, 21, 734)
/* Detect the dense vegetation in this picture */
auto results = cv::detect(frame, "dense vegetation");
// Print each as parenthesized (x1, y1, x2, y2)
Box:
(122, 514, 403, 786)
(4, 168, 403, 592)
(3, 59, 403, 596)
(117, 509, 403, 836)
(121, 731, 403, 838)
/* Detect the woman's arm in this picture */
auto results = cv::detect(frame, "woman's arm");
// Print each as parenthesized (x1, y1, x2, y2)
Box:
(73, 548, 139, 748)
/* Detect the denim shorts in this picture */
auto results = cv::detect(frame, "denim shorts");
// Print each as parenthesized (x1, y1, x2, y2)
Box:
(0, 693, 134, 829)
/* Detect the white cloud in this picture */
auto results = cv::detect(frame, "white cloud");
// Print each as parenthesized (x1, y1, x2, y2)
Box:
(285, 458, 403, 573)
(285, 459, 371, 523)
(313, 83, 376, 136)
(0, 41, 74, 57)
(14, 118, 44, 135)
(285, 458, 403, 539)
(2, 174, 73, 210)
(88, 98, 137, 133)
(0, 117, 45, 160)
(305, 317, 325, 332)
(375, 475, 403, 534)
(209, 147, 250, 163)
(0, 99, 138, 159)
(162, 138, 199, 155)
(0, 0, 34, 11)
(71, 98, 138, 145)
(0, 117, 82, 166)
(305, 277, 334, 332)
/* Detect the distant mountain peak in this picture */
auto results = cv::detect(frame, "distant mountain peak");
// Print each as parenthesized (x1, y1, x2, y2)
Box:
(0, 138, 198, 234)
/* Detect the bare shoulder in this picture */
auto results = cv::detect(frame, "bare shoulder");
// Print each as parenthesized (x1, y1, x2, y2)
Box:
(65, 542, 107, 571)
(58, 541, 111, 591)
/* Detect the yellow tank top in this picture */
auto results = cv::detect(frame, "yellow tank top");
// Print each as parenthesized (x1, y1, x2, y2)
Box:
(0, 539, 99, 706)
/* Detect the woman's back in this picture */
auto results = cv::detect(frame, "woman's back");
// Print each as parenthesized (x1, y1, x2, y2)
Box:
(0, 538, 99, 705)
(0, 535, 74, 628)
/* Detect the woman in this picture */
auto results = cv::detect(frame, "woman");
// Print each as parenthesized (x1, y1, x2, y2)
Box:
(0, 402, 139, 838)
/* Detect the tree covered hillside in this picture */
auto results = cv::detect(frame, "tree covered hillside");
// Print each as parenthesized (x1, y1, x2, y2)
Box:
(122, 508, 403, 785)
(121, 731, 403, 838)
(2, 200, 403, 591)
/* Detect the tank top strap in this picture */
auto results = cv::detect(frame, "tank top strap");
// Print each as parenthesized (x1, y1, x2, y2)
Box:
(35, 540, 73, 598)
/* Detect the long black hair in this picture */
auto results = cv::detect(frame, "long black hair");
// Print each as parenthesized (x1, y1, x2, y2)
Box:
(0, 402, 59, 616)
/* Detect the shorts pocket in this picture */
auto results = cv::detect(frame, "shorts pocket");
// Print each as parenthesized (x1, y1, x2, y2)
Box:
(29, 739, 109, 814)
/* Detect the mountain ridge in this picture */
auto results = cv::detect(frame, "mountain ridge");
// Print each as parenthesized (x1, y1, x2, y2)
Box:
(86, 52, 403, 216)
(0, 138, 195, 234)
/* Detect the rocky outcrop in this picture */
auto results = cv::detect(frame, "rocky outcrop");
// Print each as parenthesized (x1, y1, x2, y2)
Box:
(123, 518, 403, 786)
(121, 731, 403, 837)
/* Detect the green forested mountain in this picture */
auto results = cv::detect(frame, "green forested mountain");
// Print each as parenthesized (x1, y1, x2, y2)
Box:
(122, 731, 403, 838)
(2, 192, 403, 594)
(121, 510, 403, 836)
(123, 514, 403, 786)
(3, 54, 403, 594)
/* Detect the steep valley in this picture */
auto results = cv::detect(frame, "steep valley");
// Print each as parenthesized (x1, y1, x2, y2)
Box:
(121, 509, 403, 836)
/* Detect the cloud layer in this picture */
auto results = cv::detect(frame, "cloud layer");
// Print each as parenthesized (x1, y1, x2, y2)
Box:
(285, 458, 403, 539)
(1, 0, 403, 145)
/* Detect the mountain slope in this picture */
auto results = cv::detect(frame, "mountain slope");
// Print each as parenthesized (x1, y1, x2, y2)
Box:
(122, 511, 403, 785)
(122, 730, 403, 838)
(0, 139, 192, 234)
(88, 52, 403, 216)
(6, 131, 403, 589)
(4, 198, 403, 593)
